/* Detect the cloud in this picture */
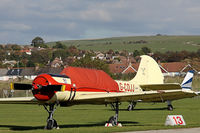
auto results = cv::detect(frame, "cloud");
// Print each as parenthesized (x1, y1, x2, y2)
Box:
(0, 22, 31, 31)
(1, 0, 200, 44)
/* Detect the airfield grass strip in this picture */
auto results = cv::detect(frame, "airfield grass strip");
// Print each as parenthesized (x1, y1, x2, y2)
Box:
(0, 98, 199, 133)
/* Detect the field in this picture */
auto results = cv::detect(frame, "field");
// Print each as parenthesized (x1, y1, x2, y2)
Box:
(0, 98, 200, 133)
(46, 35, 200, 52)
(0, 76, 200, 133)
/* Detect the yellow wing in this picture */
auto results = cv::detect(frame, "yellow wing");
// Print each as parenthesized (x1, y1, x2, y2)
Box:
(72, 89, 198, 104)
(0, 97, 38, 104)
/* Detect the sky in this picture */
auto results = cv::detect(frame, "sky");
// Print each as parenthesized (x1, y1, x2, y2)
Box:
(1, 0, 200, 44)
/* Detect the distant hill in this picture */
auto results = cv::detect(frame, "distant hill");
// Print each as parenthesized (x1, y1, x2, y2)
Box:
(46, 35, 200, 53)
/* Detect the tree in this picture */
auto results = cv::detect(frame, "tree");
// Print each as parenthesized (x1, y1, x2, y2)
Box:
(14, 61, 25, 67)
(68, 45, 79, 56)
(11, 44, 21, 51)
(31, 36, 48, 48)
(0, 45, 4, 50)
(133, 50, 140, 57)
(4, 44, 12, 50)
(141, 47, 151, 54)
(53, 42, 66, 49)
(0, 50, 6, 61)
(107, 49, 114, 55)
(31, 49, 52, 65)
(26, 60, 35, 67)
(52, 49, 70, 61)
(71, 54, 110, 74)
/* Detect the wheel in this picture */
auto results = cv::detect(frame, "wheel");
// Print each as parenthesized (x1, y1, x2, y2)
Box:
(127, 104, 133, 111)
(108, 116, 117, 126)
(127, 102, 137, 111)
(53, 119, 58, 128)
(46, 119, 54, 129)
(46, 119, 58, 129)
(167, 105, 173, 111)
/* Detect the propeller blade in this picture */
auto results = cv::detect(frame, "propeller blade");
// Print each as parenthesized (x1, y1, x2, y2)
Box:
(11, 83, 33, 90)
(40, 85, 65, 92)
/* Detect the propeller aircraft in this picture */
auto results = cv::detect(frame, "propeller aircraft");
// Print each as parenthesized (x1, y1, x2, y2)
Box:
(0, 55, 199, 129)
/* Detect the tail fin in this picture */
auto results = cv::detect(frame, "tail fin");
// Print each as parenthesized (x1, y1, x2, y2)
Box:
(131, 55, 164, 85)
(181, 70, 194, 89)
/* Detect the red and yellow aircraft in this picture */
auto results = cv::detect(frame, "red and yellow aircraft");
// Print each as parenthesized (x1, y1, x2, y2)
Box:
(0, 55, 199, 129)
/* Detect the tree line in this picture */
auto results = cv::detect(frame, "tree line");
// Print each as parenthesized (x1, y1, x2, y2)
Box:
(1, 36, 200, 79)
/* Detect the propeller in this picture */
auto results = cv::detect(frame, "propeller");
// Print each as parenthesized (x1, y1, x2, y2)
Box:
(10, 83, 66, 92)
(37, 85, 64, 92)
(10, 83, 32, 90)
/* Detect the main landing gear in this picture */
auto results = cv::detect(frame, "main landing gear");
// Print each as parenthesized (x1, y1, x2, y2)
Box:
(167, 100, 173, 111)
(43, 104, 59, 130)
(106, 102, 122, 127)
(127, 101, 137, 111)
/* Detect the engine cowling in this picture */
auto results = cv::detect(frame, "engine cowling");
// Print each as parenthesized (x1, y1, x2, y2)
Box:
(32, 74, 71, 101)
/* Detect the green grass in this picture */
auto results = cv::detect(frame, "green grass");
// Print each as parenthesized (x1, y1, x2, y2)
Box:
(0, 76, 200, 132)
(46, 35, 200, 52)
(0, 98, 200, 133)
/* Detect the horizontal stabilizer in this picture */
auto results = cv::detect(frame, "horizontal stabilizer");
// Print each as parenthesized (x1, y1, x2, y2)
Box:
(140, 83, 182, 91)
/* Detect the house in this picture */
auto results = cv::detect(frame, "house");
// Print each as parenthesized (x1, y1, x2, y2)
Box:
(96, 53, 105, 60)
(109, 63, 127, 74)
(35, 67, 63, 75)
(159, 62, 196, 76)
(121, 63, 139, 74)
(0, 67, 37, 81)
(109, 63, 139, 74)
(20, 49, 31, 55)
(109, 61, 196, 77)
(0, 69, 8, 81)
(48, 57, 63, 68)
(20, 68, 37, 80)
(0, 65, 67, 81)
(2, 59, 17, 67)
(6, 68, 23, 79)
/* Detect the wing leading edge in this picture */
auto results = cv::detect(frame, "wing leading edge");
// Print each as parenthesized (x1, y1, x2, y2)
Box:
(73, 89, 198, 104)
(0, 97, 38, 104)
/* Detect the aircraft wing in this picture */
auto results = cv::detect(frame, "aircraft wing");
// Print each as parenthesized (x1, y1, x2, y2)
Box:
(0, 97, 38, 104)
(74, 89, 198, 104)
(140, 83, 182, 91)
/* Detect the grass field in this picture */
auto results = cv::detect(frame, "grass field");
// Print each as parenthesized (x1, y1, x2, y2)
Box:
(0, 76, 200, 133)
(0, 98, 200, 133)
(46, 35, 200, 52)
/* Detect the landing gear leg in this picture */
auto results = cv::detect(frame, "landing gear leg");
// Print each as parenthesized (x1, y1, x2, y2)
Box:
(127, 101, 137, 111)
(107, 102, 122, 126)
(167, 100, 173, 111)
(44, 104, 59, 130)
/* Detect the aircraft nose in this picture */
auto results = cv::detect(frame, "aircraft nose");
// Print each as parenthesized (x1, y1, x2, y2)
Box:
(32, 74, 55, 101)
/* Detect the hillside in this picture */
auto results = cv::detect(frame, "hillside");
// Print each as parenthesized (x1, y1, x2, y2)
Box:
(46, 35, 200, 53)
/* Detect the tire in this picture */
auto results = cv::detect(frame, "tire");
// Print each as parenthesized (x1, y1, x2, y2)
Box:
(168, 105, 173, 111)
(46, 119, 54, 130)
(53, 119, 58, 128)
(127, 104, 133, 111)
(108, 116, 117, 126)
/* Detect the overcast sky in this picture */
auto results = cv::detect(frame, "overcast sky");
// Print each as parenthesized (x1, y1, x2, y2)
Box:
(1, 0, 200, 44)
